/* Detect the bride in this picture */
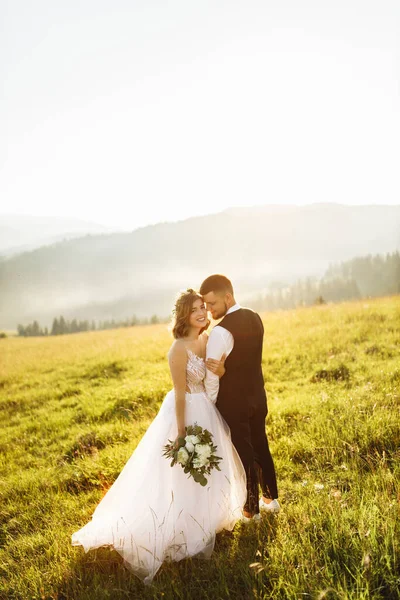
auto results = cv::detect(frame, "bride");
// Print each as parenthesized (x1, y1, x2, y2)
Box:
(71, 289, 247, 584)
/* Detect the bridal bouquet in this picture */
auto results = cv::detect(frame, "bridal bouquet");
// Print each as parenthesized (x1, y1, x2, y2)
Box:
(163, 423, 222, 486)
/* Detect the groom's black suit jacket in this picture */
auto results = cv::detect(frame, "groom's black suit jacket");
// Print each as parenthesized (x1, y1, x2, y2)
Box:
(215, 308, 267, 426)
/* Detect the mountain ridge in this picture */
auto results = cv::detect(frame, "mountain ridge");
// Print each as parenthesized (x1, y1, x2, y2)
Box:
(1, 204, 399, 329)
(0, 213, 120, 256)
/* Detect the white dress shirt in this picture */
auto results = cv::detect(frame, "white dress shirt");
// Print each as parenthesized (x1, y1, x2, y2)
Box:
(204, 303, 241, 403)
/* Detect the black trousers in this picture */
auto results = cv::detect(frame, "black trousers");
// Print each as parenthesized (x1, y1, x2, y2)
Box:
(224, 402, 278, 515)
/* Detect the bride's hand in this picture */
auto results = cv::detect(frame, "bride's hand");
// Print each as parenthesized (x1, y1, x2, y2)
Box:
(174, 431, 186, 449)
(206, 353, 227, 378)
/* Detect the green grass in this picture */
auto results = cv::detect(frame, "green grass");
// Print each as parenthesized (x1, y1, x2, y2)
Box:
(1, 297, 399, 600)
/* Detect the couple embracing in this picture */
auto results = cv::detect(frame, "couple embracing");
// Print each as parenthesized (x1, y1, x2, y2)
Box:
(72, 274, 279, 584)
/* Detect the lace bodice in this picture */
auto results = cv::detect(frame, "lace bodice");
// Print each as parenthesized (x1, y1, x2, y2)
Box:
(186, 349, 206, 394)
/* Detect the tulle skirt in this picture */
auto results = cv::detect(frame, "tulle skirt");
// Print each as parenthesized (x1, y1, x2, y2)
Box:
(71, 389, 246, 584)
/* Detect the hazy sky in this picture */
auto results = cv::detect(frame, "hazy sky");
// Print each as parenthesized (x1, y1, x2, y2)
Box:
(1, 0, 399, 230)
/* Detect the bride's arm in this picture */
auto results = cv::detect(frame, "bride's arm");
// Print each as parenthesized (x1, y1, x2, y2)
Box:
(202, 321, 226, 377)
(168, 342, 187, 439)
(206, 354, 226, 377)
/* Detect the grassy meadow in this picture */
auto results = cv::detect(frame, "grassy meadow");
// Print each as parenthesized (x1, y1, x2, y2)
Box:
(0, 297, 399, 600)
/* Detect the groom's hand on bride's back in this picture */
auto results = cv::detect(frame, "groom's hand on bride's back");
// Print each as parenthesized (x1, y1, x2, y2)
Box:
(206, 354, 227, 378)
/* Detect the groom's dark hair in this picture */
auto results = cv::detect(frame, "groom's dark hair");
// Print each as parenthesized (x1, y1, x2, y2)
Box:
(199, 274, 234, 296)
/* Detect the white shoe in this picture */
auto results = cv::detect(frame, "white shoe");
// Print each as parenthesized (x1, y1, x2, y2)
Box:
(240, 512, 261, 524)
(259, 498, 280, 513)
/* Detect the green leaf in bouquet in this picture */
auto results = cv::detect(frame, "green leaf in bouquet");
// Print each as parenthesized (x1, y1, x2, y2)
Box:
(191, 470, 207, 486)
(198, 474, 207, 486)
(203, 430, 212, 443)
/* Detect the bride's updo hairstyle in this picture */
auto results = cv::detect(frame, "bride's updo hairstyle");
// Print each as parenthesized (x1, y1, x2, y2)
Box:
(172, 288, 210, 339)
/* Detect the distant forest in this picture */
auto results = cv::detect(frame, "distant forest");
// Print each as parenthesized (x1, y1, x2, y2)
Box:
(14, 251, 400, 337)
(251, 252, 400, 312)
(16, 314, 164, 337)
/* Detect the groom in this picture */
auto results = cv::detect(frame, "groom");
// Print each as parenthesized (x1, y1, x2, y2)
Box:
(200, 274, 279, 520)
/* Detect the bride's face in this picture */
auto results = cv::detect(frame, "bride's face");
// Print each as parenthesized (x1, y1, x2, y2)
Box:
(189, 298, 207, 330)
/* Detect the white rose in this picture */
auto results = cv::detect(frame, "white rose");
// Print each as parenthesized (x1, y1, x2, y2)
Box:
(193, 456, 208, 468)
(185, 441, 195, 453)
(195, 444, 212, 459)
(185, 435, 200, 445)
(177, 447, 189, 465)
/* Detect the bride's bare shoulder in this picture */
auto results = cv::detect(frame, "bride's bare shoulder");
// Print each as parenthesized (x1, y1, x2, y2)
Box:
(168, 339, 187, 360)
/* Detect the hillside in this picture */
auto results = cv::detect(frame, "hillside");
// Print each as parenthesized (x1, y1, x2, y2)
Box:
(0, 204, 399, 328)
(0, 214, 118, 257)
(0, 296, 399, 599)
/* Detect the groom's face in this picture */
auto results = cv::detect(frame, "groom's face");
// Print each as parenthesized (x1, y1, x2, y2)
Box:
(202, 291, 229, 320)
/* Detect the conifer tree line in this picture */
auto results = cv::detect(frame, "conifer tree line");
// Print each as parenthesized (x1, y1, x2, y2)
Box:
(15, 251, 400, 336)
(17, 314, 162, 337)
(252, 251, 400, 311)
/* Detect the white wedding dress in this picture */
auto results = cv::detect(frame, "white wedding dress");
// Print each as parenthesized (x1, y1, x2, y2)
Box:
(71, 349, 246, 584)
